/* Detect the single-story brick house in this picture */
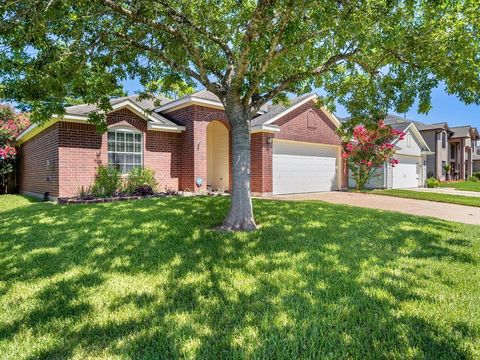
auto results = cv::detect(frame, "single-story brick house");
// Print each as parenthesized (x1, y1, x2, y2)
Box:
(16, 90, 347, 200)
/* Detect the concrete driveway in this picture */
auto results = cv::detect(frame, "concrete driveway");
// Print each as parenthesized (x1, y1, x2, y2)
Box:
(269, 191, 480, 225)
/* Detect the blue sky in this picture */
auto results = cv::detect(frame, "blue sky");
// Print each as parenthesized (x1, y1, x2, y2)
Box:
(122, 78, 480, 128)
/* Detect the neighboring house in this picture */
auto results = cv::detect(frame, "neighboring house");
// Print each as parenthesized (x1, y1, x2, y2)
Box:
(384, 115, 479, 181)
(473, 141, 480, 173)
(449, 126, 480, 180)
(384, 115, 451, 180)
(348, 122, 432, 189)
(16, 90, 347, 200)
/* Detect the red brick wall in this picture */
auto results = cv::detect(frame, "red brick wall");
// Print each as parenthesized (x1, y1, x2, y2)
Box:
(57, 122, 104, 197)
(166, 105, 230, 192)
(57, 108, 181, 197)
(274, 100, 341, 146)
(19, 108, 181, 198)
(17, 124, 60, 198)
(251, 133, 273, 193)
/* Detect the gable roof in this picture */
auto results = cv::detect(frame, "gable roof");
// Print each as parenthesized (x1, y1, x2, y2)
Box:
(250, 94, 316, 126)
(16, 95, 185, 143)
(154, 89, 224, 113)
(155, 90, 341, 128)
(391, 122, 432, 152)
(450, 125, 479, 139)
(383, 114, 450, 132)
(64, 95, 173, 123)
(389, 122, 410, 133)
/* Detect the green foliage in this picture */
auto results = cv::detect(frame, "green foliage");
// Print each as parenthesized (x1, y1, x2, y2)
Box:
(63, 87, 128, 107)
(467, 175, 479, 182)
(123, 167, 157, 194)
(1, 195, 480, 358)
(473, 172, 480, 180)
(144, 75, 195, 100)
(91, 166, 121, 198)
(1, 1, 480, 125)
(76, 185, 93, 200)
(426, 177, 440, 188)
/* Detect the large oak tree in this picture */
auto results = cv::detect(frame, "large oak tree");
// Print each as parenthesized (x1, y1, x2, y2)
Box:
(1, 0, 479, 230)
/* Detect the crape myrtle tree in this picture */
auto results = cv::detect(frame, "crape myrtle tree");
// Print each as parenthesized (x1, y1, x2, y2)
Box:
(341, 120, 405, 191)
(1, 1, 480, 230)
(0, 105, 30, 193)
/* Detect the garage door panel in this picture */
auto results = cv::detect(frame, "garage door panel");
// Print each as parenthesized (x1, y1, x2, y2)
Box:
(392, 155, 420, 189)
(273, 141, 339, 194)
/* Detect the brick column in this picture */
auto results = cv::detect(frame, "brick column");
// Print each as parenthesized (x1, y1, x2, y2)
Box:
(251, 133, 273, 194)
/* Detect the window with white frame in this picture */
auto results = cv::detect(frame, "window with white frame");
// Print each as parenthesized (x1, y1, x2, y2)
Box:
(107, 128, 142, 174)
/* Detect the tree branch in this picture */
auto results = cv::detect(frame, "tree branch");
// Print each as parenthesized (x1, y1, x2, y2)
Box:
(98, 0, 178, 37)
(233, 0, 278, 87)
(252, 48, 360, 108)
(110, 31, 221, 94)
(98, 0, 224, 94)
(154, 0, 234, 62)
(243, 0, 294, 104)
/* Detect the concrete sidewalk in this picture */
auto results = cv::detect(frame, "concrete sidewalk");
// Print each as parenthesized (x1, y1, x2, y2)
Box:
(269, 191, 480, 225)
(409, 187, 480, 198)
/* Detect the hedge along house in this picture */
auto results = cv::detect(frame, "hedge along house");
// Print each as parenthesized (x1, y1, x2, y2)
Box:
(348, 122, 433, 189)
(16, 90, 346, 200)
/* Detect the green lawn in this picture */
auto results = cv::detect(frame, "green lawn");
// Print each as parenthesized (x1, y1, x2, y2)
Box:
(373, 189, 480, 207)
(439, 181, 480, 192)
(1, 195, 479, 359)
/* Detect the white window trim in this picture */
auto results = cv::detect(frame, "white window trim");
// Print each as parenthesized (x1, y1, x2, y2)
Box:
(107, 127, 143, 173)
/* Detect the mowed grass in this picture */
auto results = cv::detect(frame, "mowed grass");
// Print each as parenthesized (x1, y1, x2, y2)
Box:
(373, 189, 480, 207)
(0, 194, 39, 213)
(439, 181, 480, 192)
(1, 195, 479, 359)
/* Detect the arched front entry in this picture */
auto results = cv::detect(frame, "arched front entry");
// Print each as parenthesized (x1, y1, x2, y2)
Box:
(206, 120, 230, 191)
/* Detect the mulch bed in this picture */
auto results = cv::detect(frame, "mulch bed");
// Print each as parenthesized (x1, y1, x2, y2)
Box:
(58, 193, 172, 205)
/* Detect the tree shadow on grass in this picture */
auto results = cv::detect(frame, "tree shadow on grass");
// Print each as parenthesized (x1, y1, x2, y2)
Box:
(0, 197, 478, 359)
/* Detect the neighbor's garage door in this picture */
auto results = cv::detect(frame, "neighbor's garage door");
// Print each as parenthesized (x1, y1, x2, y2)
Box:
(273, 140, 339, 194)
(392, 154, 420, 189)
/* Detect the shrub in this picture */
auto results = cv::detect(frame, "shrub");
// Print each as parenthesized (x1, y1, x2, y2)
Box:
(77, 185, 94, 200)
(124, 167, 157, 194)
(426, 177, 440, 188)
(473, 172, 480, 180)
(467, 175, 479, 182)
(92, 166, 121, 197)
(133, 184, 154, 196)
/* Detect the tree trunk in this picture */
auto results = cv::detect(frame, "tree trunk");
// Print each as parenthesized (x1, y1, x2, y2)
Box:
(219, 98, 257, 231)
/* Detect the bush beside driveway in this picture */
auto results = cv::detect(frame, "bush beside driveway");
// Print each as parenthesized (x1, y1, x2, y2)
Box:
(0, 195, 479, 359)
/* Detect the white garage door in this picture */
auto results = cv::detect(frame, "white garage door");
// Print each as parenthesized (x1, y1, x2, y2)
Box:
(273, 140, 339, 194)
(392, 155, 421, 189)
